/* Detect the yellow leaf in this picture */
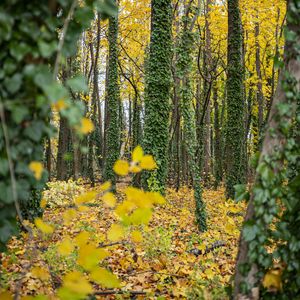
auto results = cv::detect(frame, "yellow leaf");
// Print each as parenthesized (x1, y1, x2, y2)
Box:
(77, 244, 109, 271)
(113, 160, 129, 176)
(224, 223, 235, 235)
(31, 266, 50, 280)
(107, 224, 125, 241)
(131, 230, 143, 243)
(78, 117, 94, 135)
(132, 145, 143, 162)
(204, 269, 214, 280)
(146, 191, 166, 205)
(63, 208, 77, 225)
(29, 161, 43, 180)
(74, 191, 97, 205)
(115, 201, 135, 218)
(129, 164, 142, 173)
(129, 208, 152, 225)
(52, 98, 67, 111)
(90, 267, 120, 288)
(75, 231, 90, 247)
(100, 181, 111, 191)
(63, 271, 93, 294)
(34, 218, 53, 234)
(58, 238, 74, 256)
(40, 198, 47, 209)
(263, 270, 282, 291)
(140, 155, 157, 170)
(102, 192, 116, 208)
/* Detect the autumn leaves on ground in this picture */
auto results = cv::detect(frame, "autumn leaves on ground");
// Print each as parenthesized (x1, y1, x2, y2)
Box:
(1, 180, 244, 299)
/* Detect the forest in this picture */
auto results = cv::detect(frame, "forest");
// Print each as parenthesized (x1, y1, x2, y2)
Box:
(0, 0, 299, 299)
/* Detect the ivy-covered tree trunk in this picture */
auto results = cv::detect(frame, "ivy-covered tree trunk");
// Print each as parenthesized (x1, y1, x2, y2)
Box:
(225, 0, 245, 199)
(213, 79, 222, 189)
(177, 6, 207, 231)
(142, 0, 172, 192)
(103, 6, 120, 185)
(234, 1, 300, 297)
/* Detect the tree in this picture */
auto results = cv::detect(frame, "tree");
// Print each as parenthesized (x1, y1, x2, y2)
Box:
(176, 1, 207, 231)
(103, 2, 121, 185)
(225, 0, 245, 199)
(142, 0, 172, 192)
(234, 0, 300, 298)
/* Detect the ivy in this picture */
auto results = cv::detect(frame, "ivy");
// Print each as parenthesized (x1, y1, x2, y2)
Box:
(176, 7, 207, 231)
(0, 0, 117, 251)
(235, 0, 300, 297)
(225, 0, 246, 199)
(103, 4, 120, 186)
(142, 0, 173, 193)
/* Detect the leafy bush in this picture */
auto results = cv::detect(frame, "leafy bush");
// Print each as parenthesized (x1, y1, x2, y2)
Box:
(42, 180, 85, 208)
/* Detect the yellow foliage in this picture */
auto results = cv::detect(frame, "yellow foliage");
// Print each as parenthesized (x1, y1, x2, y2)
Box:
(31, 266, 50, 280)
(263, 269, 282, 291)
(74, 191, 97, 205)
(77, 243, 109, 270)
(113, 159, 129, 176)
(132, 145, 144, 162)
(34, 218, 54, 234)
(102, 192, 117, 208)
(131, 230, 143, 243)
(140, 155, 157, 170)
(74, 231, 90, 247)
(28, 161, 43, 180)
(107, 224, 125, 241)
(58, 238, 74, 256)
(78, 117, 94, 134)
(90, 267, 121, 288)
(60, 271, 93, 295)
(99, 180, 111, 191)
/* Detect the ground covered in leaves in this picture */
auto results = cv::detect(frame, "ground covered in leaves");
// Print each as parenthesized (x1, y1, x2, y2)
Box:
(0, 183, 245, 299)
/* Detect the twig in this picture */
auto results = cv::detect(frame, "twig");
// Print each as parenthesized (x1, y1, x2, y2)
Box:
(53, 0, 78, 79)
(93, 290, 146, 295)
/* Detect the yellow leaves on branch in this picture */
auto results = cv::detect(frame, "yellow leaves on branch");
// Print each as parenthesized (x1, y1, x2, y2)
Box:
(59, 271, 92, 299)
(29, 161, 43, 180)
(140, 155, 156, 170)
(90, 267, 120, 288)
(113, 159, 129, 176)
(102, 192, 116, 208)
(77, 243, 109, 271)
(34, 218, 53, 234)
(52, 98, 68, 111)
(107, 224, 125, 241)
(113, 145, 157, 177)
(132, 145, 143, 162)
(74, 191, 97, 205)
(58, 238, 74, 256)
(78, 117, 94, 135)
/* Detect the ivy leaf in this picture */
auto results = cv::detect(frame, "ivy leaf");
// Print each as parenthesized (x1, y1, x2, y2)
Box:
(66, 75, 88, 93)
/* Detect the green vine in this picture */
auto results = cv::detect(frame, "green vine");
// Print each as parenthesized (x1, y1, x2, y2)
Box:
(142, 0, 173, 192)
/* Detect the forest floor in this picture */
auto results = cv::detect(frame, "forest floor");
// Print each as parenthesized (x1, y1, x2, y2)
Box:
(1, 183, 245, 300)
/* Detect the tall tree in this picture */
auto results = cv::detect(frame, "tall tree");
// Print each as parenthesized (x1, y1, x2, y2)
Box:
(177, 1, 207, 231)
(225, 0, 245, 199)
(103, 3, 120, 185)
(234, 0, 300, 297)
(142, 0, 172, 192)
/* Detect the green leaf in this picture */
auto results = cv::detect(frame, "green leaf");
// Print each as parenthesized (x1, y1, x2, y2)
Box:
(243, 223, 257, 242)
(38, 40, 57, 58)
(43, 82, 69, 103)
(66, 75, 88, 93)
